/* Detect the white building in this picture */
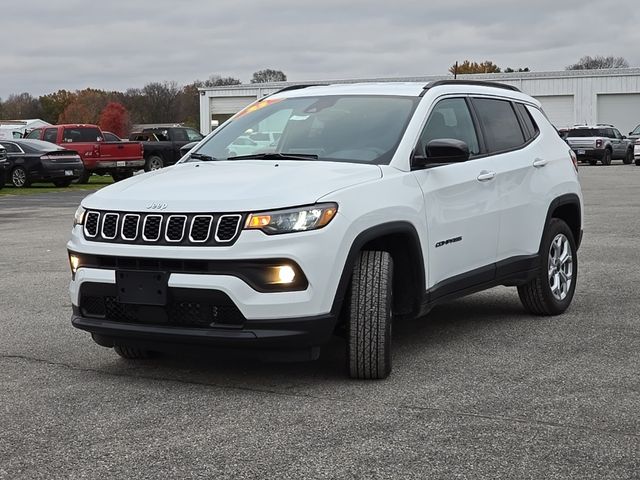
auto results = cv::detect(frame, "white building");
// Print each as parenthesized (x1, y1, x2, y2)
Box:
(199, 68, 640, 136)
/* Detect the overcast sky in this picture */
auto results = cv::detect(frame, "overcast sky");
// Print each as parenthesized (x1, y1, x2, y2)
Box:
(2, 0, 639, 98)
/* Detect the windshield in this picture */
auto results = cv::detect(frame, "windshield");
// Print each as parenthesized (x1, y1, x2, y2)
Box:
(186, 95, 418, 164)
(632, 125, 640, 135)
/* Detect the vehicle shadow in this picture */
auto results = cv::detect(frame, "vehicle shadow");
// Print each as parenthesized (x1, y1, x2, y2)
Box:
(110, 291, 531, 383)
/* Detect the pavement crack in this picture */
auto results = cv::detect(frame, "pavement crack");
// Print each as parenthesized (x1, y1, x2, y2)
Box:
(2, 353, 639, 441)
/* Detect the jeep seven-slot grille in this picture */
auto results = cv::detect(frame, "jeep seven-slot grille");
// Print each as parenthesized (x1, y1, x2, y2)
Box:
(83, 210, 243, 246)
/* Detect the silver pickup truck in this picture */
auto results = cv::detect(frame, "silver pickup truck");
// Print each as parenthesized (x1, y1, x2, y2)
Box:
(565, 125, 634, 165)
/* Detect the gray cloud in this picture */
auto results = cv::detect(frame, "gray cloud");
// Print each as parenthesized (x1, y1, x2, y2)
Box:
(1, 0, 639, 98)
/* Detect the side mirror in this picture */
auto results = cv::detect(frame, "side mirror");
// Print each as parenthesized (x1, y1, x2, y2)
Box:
(622, 135, 627, 139)
(413, 139, 470, 168)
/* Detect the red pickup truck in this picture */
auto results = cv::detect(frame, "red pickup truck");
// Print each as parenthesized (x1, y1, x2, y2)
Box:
(25, 124, 144, 182)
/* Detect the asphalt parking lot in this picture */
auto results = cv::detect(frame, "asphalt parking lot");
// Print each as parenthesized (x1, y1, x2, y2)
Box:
(0, 166, 638, 479)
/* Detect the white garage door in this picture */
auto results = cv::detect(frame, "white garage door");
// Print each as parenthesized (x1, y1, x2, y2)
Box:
(210, 96, 256, 115)
(536, 95, 574, 128)
(597, 94, 640, 136)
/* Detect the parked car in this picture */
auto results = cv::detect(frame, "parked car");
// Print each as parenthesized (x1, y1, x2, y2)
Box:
(68, 80, 583, 379)
(565, 125, 634, 165)
(102, 131, 124, 142)
(634, 139, 640, 165)
(0, 144, 7, 189)
(129, 126, 204, 171)
(25, 124, 144, 182)
(0, 139, 84, 188)
(179, 141, 199, 158)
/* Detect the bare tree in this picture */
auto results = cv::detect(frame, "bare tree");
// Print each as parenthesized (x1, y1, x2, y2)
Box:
(250, 69, 287, 83)
(566, 56, 629, 70)
(0, 93, 42, 119)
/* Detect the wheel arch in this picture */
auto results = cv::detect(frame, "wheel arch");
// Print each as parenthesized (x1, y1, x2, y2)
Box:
(331, 221, 426, 319)
(544, 194, 582, 250)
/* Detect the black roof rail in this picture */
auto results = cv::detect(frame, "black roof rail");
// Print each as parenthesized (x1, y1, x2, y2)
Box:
(264, 83, 328, 98)
(421, 79, 521, 96)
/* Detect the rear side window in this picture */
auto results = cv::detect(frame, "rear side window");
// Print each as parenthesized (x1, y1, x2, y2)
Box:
(43, 128, 58, 143)
(472, 98, 525, 152)
(514, 103, 539, 140)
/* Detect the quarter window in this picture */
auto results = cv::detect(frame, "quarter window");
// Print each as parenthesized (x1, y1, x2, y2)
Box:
(514, 103, 539, 141)
(473, 98, 525, 152)
(419, 98, 480, 156)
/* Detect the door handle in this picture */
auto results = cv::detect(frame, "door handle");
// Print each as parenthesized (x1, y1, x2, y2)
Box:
(476, 170, 496, 182)
(533, 158, 548, 167)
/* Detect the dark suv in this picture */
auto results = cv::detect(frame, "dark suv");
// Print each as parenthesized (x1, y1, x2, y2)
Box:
(565, 125, 634, 165)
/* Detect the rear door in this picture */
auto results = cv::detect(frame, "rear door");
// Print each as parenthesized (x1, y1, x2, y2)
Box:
(412, 96, 500, 291)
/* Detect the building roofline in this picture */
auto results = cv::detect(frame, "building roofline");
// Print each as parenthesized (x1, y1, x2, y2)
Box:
(198, 68, 640, 93)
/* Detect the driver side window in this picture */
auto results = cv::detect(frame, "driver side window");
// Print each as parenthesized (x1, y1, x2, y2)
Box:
(420, 98, 480, 156)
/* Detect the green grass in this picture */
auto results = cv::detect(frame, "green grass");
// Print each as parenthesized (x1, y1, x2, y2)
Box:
(0, 175, 114, 196)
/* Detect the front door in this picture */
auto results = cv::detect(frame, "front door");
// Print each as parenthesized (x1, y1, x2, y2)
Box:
(411, 97, 500, 292)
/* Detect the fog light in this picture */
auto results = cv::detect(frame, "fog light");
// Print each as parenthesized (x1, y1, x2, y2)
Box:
(69, 254, 80, 274)
(274, 265, 296, 284)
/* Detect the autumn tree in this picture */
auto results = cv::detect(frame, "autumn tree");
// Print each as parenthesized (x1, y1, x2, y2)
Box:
(57, 88, 110, 124)
(566, 55, 629, 70)
(98, 102, 131, 138)
(39, 90, 76, 124)
(449, 60, 501, 75)
(0, 93, 42, 119)
(250, 69, 287, 83)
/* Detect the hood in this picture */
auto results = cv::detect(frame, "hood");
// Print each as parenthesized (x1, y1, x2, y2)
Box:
(83, 160, 382, 212)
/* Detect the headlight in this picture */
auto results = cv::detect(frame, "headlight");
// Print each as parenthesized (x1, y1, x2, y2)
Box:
(73, 205, 86, 226)
(245, 203, 338, 235)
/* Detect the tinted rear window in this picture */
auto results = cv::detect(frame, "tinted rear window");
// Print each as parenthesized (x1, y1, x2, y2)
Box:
(567, 128, 606, 137)
(473, 98, 525, 152)
(62, 127, 103, 143)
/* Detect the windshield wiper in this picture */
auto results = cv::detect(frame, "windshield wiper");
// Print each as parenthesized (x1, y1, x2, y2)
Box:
(190, 152, 217, 161)
(226, 152, 319, 161)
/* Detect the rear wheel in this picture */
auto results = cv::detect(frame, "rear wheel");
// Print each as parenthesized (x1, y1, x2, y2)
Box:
(518, 218, 577, 316)
(347, 251, 393, 380)
(145, 155, 163, 172)
(53, 179, 72, 188)
(588, 158, 597, 166)
(11, 166, 30, 188)
(623, 149, 634, 165)
(601, 149, 612, 166)
(111, 171, 133, 182)
(114, 344, 152, 360)
(75, 170, 91, 184)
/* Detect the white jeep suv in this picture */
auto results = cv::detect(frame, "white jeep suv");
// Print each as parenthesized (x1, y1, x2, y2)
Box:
(68, 80, 583, 379)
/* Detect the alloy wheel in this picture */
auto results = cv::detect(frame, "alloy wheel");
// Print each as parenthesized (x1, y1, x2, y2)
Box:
(548, 233, 573, 301)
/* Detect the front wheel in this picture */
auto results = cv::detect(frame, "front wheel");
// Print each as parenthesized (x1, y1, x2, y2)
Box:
(347, 251, 393, 380)
(518, 218, 577, 316)
(75, 170, 91, 184)
(114, 344, 152, 360)
(111, 171, 133, 182)
(623, 149, 634, 165)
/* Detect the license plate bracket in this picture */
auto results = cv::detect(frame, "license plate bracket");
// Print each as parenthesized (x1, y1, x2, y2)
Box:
(116, 270, 168, 306)
(116, 161, 126, 167)
(577, 149, 585, 155)
(64, 170, 73, 176)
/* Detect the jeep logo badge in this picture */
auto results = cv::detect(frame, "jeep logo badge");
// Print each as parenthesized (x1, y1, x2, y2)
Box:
(146, 202, 168, 210)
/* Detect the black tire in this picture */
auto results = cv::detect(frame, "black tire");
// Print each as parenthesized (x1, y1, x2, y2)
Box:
(113, 344, 152, 360)
(601, 149, 612, 166)
(623, 149, 634, 165)
(347, 251, 393, 380)
(53, 179, 72, 188)
(111, 171, 133, 182)
(145, 155, 164, 172)
(518, 218, 577, 316)
(588, 158, 597, 166)
(75, 170, 91, 184)
(635, 158, 640, 166)
(11, 166, 30, 188)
